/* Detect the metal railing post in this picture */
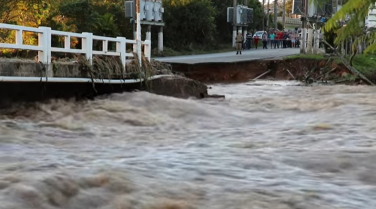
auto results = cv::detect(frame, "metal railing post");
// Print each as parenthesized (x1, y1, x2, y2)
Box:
(38, 26, 51, 64)
(15, 28, 23, 47)
(64, 35, 70, 49)
(143, 40, 151, 61)
(116, 37, 127, 77)
(38, 26, 52, 77)
(103, 40, 108, 53)
(82, 32, 93, 65)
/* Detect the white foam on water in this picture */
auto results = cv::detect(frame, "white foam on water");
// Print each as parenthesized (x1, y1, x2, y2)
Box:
(1, 83, 376, 209)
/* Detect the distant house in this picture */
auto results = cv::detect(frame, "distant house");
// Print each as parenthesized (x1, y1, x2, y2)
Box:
(291, 0, 376, 30)
(366, 7, 376, 28)
(293, 0, 342, 17)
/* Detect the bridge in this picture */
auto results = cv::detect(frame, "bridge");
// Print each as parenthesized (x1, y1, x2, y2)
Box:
(0, 23, 300, 103)
(0, 23, 300, 79)
(0, 23, 158, 84)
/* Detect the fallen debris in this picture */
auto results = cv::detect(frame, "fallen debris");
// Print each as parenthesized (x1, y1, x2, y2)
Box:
(252, 70, 272, 81)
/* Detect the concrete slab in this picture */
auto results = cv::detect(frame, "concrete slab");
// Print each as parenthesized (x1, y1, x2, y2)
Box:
(154, 48, 300, 64)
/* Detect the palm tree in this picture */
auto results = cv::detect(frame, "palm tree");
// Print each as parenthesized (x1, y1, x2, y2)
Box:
(95, 13, 119, 37)
(323, 0, 376, 55)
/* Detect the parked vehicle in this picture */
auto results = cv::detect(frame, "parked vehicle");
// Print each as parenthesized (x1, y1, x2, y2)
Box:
(253, 29, 280, 39)
(267, 28, 279, 34)
(253, 31, 265, 39)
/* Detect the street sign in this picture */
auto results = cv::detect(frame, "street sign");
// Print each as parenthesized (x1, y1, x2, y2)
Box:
(227, 6, 253, 24)
(292, 0, 303, 15)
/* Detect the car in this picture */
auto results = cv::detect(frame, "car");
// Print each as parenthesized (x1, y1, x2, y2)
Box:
(253, 31, 265, 39)
(267, 28, 280, 34)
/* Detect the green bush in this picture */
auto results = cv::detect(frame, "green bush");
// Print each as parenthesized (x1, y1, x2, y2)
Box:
(163, 0, 217, 50)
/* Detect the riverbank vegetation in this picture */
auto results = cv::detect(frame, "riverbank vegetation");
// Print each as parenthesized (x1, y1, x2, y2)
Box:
(284, 54, 376, 84)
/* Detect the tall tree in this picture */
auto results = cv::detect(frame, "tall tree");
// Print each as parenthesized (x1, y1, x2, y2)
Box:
(58, 0, 98, 33)
(247, 0, 265, 31)
(163, 0, 217, 49)
(0, 0, 270, 54)
(285, 0, 292, 16)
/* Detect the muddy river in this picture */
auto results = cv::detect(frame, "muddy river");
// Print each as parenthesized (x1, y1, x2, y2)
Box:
(1, 81, 376, 209)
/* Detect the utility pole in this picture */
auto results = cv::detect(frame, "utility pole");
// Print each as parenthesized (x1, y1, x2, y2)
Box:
(335, 0, 339, 13)
(136, 0, 142, 66)
(233, 0, 237, 47)
(244, 0, 248, 39)
(267, 0, 270, 31)
(274, 0, 278, 30)
(133, 0, 136, 39)
(262, 0, 265, 31)
(282, 0, 286, 29)
(300, 0, 308, 54)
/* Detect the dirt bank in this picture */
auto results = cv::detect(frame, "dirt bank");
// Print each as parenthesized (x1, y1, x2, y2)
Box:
(168, 58, 352, 83)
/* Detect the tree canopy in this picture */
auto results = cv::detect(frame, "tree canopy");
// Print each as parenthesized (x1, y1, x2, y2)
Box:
(0, 0, 266, 54)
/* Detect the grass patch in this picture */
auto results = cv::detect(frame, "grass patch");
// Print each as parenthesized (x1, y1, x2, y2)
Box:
(351, 54, 376, 71)
(283, 54, 326, 60)
(350, 54, 376, 82)
(284, 53, 376, 82)
(284, 53, 376, 70)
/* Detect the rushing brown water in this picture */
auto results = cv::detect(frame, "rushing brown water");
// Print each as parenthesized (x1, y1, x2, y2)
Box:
(1, 80, 376, 209)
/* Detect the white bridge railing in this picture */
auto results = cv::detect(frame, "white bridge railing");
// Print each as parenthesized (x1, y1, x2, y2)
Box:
(0, 23, 151, 72)
(277, 17, 302, 26)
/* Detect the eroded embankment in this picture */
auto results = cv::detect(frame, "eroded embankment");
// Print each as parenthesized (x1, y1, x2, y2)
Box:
(169, 58, 353, 83)
(0, 57, 209, 106)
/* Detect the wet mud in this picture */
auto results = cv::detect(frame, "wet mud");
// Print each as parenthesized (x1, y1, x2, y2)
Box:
(169, 58, 351, 83)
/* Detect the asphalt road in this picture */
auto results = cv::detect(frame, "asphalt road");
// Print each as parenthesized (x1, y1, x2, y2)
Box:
(154, 48, 300, 64)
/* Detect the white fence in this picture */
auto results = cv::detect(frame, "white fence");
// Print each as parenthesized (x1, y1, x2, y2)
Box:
(277, 17, 302, 27)
(0, 23, 151, 72)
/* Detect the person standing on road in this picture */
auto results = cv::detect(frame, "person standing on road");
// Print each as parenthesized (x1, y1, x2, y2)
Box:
(235, 32, 243, 55)
(277, 32, 283, 48)
(270, 32, 276, 49)
(254, 35, 259, 49)
(262, 32, 268, 49)
(296, 33, 300, 48)
(246, 32, 253, 49)
(282, 32, 288, 48)
(291, 32, 296, 48)
(275, 32, 280, 48)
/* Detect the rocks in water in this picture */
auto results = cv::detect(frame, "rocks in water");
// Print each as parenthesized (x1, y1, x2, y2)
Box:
(146, 76, 208, 99)
(205, 94, 225, 99)
(155, 69, 173, 75)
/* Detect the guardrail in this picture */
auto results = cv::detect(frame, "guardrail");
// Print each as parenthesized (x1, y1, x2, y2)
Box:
(0, 23, 151, 72)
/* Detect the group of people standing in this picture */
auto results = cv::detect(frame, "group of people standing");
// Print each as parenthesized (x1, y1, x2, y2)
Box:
(260, 31, 300, 49)
(235, 30, 301, 55)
